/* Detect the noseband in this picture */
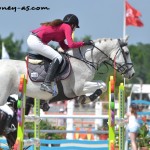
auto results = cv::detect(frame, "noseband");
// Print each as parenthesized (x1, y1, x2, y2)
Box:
(114, 39, 133, 75)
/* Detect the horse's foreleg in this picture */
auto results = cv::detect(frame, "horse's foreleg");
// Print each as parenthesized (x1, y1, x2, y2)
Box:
(79, 81, 107, 104)
(82, 81, 107, 95)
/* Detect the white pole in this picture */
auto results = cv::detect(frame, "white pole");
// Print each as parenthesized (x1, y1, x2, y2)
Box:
(123, 0, 126, 86)
(39, 114, 116, 119)
(66, 100, 74, 140)
(125, 96, 131, 150)
(123, 0, 126, 39)
(123, 2, 128, 148)
(95, 101, 102, 140)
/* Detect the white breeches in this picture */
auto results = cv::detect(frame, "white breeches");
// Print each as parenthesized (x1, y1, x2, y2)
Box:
(27, 34, 62, 64)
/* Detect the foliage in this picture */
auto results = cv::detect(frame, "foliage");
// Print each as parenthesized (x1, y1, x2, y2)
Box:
(0, 33, 26, 60)
(129, 43, 150, 83)
(82, 35, 92, 42)
(25, 120, 66, 140)
(45, 126, 66, 140)
(74, 35, 91, 42)
(137, 123, 150, 148)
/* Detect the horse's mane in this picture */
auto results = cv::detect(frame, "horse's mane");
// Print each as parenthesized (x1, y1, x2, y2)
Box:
(93, 38, 114, 43)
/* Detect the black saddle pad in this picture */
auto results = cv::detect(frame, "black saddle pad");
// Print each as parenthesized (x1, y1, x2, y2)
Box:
(26, 53, 71, 82)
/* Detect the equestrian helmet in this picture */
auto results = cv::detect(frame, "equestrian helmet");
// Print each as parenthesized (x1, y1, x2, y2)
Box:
(63, 14, 79, 28)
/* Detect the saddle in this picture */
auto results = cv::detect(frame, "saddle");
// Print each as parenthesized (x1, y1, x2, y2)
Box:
(26, 52, 71, 82)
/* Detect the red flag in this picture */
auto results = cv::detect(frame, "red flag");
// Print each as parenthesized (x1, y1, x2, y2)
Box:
(126, 1, 144, 27)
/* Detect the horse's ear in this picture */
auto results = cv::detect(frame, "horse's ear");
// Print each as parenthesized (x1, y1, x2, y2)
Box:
(119, 35, 129, 46)
(124, 35, 129, 43)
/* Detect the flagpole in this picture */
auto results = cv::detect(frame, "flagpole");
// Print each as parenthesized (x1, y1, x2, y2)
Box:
(123, 0, 126, 39)
(123, 0, 126, 86)
(123, 2, 128, 149)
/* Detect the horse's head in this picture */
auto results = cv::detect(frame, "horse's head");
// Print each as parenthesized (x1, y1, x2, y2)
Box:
(94, 36, 135, 79)
(112, 36, 135, 79)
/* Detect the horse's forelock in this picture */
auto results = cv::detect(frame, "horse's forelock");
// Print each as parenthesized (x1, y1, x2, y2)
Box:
(118, 38, 128, 47)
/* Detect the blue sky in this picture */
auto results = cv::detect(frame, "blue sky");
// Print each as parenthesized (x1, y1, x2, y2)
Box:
(0, 0, 149, 51)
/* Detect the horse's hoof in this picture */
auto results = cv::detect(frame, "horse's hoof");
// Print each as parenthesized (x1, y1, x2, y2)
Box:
(42, 103, 50, 111)
(78, 95, 91, 105)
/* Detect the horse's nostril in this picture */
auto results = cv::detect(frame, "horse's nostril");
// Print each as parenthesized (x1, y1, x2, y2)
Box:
(131, 73, 135, 78)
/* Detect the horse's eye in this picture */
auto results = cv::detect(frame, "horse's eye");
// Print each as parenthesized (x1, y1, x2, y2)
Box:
(125, 51, 129, 55)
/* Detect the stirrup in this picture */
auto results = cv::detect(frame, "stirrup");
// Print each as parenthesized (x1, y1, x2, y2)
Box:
(40, 83, 53, 93)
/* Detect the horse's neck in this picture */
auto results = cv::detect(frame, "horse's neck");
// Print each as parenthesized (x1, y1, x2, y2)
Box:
(67, 45, 101, 62)
(93, 39, 118, 63)
(67, 39, 117, 65)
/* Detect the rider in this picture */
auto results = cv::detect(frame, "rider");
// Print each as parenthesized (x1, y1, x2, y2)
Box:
(0, 96, 17, 135)
(27, 14, 92, 93)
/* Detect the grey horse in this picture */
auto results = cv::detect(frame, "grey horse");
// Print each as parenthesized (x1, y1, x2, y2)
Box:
(0, 36, 135, 106)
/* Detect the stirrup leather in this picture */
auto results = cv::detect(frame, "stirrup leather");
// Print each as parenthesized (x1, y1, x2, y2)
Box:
(40, 83, 53, 93)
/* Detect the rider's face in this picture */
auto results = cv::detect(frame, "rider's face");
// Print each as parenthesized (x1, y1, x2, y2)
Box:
(71, 25, 76, 31)
(73, 26, 76, 31)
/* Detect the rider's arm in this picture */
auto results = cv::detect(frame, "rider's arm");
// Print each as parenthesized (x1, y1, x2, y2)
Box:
(63, 24, 84, 48)
(59, 40, 69, 51)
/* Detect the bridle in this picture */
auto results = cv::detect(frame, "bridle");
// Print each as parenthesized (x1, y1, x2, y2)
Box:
(105, 39, 133, 75)
(66, 39, 133, 75)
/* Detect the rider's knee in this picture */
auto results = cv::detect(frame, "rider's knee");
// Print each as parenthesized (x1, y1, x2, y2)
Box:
(55, 55, 62, 64)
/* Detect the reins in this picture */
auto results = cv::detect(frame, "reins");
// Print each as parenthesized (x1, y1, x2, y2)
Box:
(91, 40, 133, 75)
(63, 39, 133, 76)
(64, 49, 97, 70)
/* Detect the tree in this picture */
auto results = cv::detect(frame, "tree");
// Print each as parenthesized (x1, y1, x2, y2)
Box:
(129, 43, 150, 83)
(0, 33, 25, 60)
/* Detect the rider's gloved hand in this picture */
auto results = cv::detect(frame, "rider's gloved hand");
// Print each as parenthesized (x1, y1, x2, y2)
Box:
(84, 40, 93, 45)
(57, 47, 65, 53)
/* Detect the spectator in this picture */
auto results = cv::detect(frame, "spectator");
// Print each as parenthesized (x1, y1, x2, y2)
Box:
(126, 104, 140, 150)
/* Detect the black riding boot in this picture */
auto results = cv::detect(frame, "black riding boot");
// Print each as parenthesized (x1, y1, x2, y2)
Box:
(4, 115, 13, 134)
(41, 58, 60, 93)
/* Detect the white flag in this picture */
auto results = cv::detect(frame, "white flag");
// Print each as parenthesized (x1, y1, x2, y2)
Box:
(1, 42, 10, 59)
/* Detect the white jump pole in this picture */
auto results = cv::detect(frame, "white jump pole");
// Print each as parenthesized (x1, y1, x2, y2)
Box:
(66, 100, 74, 140)
(125, 96, 131, 150)
(95, 101, 103, 140)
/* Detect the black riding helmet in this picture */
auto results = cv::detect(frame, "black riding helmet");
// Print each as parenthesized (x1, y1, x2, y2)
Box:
(63, 14, 80, 28)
